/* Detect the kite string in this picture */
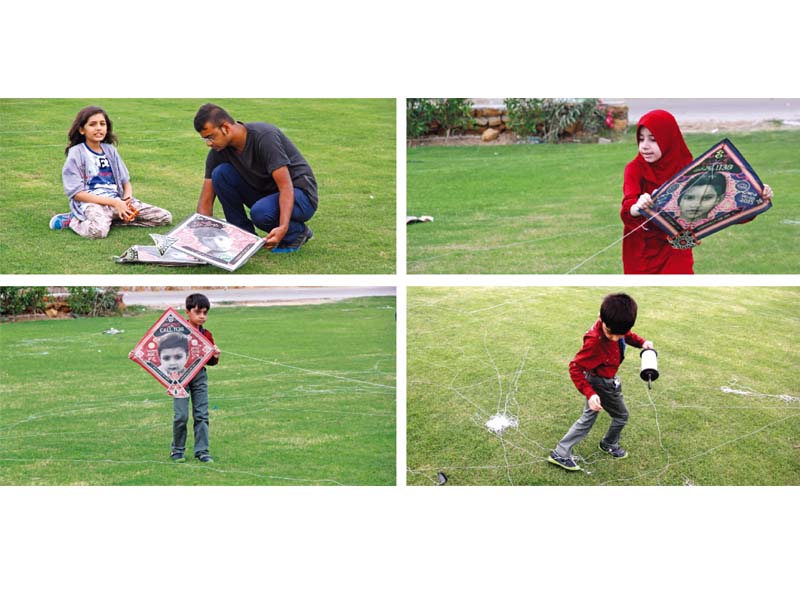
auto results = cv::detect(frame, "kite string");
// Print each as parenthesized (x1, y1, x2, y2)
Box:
(564, 209, 663, 274)
(222, 350, 396, 390)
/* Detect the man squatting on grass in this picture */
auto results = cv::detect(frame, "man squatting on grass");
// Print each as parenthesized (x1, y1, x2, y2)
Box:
(169, 293, 221, 464)
(548, 293, 654, 471)
(194, 103, 318, 253)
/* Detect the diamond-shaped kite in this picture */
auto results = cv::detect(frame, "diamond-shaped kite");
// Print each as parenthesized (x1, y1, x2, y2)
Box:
(128, 307, 216, 398)
(642, 139, 771, 249)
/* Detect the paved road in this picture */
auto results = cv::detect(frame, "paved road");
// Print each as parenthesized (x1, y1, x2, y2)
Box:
(122, 287, 396, 308)
(604, 98, 800, 124)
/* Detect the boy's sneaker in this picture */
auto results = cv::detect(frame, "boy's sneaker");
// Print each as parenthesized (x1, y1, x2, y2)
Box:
(197, 454, 214, 463)
(271, 225, 313, 253)
(547, 450, 582, 471)
(49, 213, 72, 230)
(171, 452, 186, 463)
(599, 441, 628, 459)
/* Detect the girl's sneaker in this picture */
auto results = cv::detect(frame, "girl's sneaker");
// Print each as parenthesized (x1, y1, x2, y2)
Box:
(197, 454, 214, 463)
(49, 213, 72, 230)
(171, 452, 186, 463)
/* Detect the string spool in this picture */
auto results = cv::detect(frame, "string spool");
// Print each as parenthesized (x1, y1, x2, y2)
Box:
(640, 348, 659, 389)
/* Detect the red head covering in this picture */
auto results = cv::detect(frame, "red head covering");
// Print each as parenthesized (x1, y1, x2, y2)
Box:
(635, 109, 693, 187)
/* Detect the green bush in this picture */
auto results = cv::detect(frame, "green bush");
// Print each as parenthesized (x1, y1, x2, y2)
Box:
(66, 287, 122, 317)
(407, 98, 436, 139)
(407, 98, 474, 139)
(505, 98, 607, 142)
(0, 287, 48, 316)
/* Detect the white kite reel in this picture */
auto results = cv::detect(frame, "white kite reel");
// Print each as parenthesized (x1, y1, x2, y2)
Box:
(640, 348, 659, 389)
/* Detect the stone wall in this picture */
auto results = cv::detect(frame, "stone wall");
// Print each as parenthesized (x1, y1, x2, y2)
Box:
(468, 100, 629, 141)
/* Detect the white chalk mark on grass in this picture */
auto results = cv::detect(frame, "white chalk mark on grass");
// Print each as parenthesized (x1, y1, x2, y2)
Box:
(0, 457, 345, 485)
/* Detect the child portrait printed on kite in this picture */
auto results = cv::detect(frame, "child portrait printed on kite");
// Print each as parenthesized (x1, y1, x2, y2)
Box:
(192, 222, 235, 260)
(53, 105, 173, 238)
(621, 110, 774, 275)
(157, 333, 190, 380)
(164, 213, 265, 271)
(676, 171, 727, 225)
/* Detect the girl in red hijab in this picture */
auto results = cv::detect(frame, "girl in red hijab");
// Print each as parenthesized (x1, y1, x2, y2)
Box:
(621, 109, 694, 274)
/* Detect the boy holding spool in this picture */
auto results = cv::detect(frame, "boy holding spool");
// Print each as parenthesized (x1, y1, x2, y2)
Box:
(548, 293, 654, 471)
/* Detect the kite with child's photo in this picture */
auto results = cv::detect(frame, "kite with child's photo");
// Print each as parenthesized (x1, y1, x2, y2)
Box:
(166, 214, 265, 271)
(129, 307, 217, 398)
(642, 138, 771, 249)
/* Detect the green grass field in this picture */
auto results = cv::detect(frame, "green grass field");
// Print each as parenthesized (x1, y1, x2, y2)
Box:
(0, 98, 395, 274)
(407, 131, 800, 273)
(0, 297, 396, 485)
(407, 287, 800, 485)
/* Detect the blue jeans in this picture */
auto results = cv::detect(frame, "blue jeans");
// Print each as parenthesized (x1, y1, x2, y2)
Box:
(211, 163, 316, 244)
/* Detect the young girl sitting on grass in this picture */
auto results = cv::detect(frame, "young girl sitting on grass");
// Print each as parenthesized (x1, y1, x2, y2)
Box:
(620, 109, 773, 274)
(52, 105, 172, 238)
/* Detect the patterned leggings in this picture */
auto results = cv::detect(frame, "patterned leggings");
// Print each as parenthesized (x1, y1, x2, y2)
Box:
(70, 198, 172, 239)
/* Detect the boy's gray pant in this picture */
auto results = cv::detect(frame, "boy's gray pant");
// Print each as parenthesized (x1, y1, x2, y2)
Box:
(555, 373, 629, 459)
(171, 368, 210, 457)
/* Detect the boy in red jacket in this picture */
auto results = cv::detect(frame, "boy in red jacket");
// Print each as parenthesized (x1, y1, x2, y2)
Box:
(171, 293, 221, 464)
(548, 293, 653, 471)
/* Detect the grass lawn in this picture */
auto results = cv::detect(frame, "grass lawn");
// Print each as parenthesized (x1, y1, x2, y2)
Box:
(0, 297, 396, 485)
(0, 98, 395, 274)
(407, 287, 800, 485)
(407, 131, 800, 273)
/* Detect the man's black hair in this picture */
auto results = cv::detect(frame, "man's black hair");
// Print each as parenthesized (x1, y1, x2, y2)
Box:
(599, 293, 638, 334)
(186, 293, 211, 311)
(194, 103, 235, 132)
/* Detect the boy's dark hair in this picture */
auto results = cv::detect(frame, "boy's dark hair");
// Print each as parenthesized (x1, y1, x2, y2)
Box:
(65, 105, 118, 155)
(600, 293, 638, 334)
(158, 332, 189, 355)
(186, 293, 211, 311)
(194, 103, 235, 132)
(679, 171, 727, 202)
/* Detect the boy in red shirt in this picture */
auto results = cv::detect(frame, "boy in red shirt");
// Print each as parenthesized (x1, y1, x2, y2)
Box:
(548, 293, 653, 471)
(170, 293, 221, 464)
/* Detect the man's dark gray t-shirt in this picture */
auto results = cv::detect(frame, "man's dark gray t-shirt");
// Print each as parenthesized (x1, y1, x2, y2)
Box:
(204, 122, 318, 208)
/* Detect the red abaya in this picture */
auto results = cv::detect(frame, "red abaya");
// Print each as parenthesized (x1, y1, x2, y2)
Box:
(621, 109, 695, 274)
